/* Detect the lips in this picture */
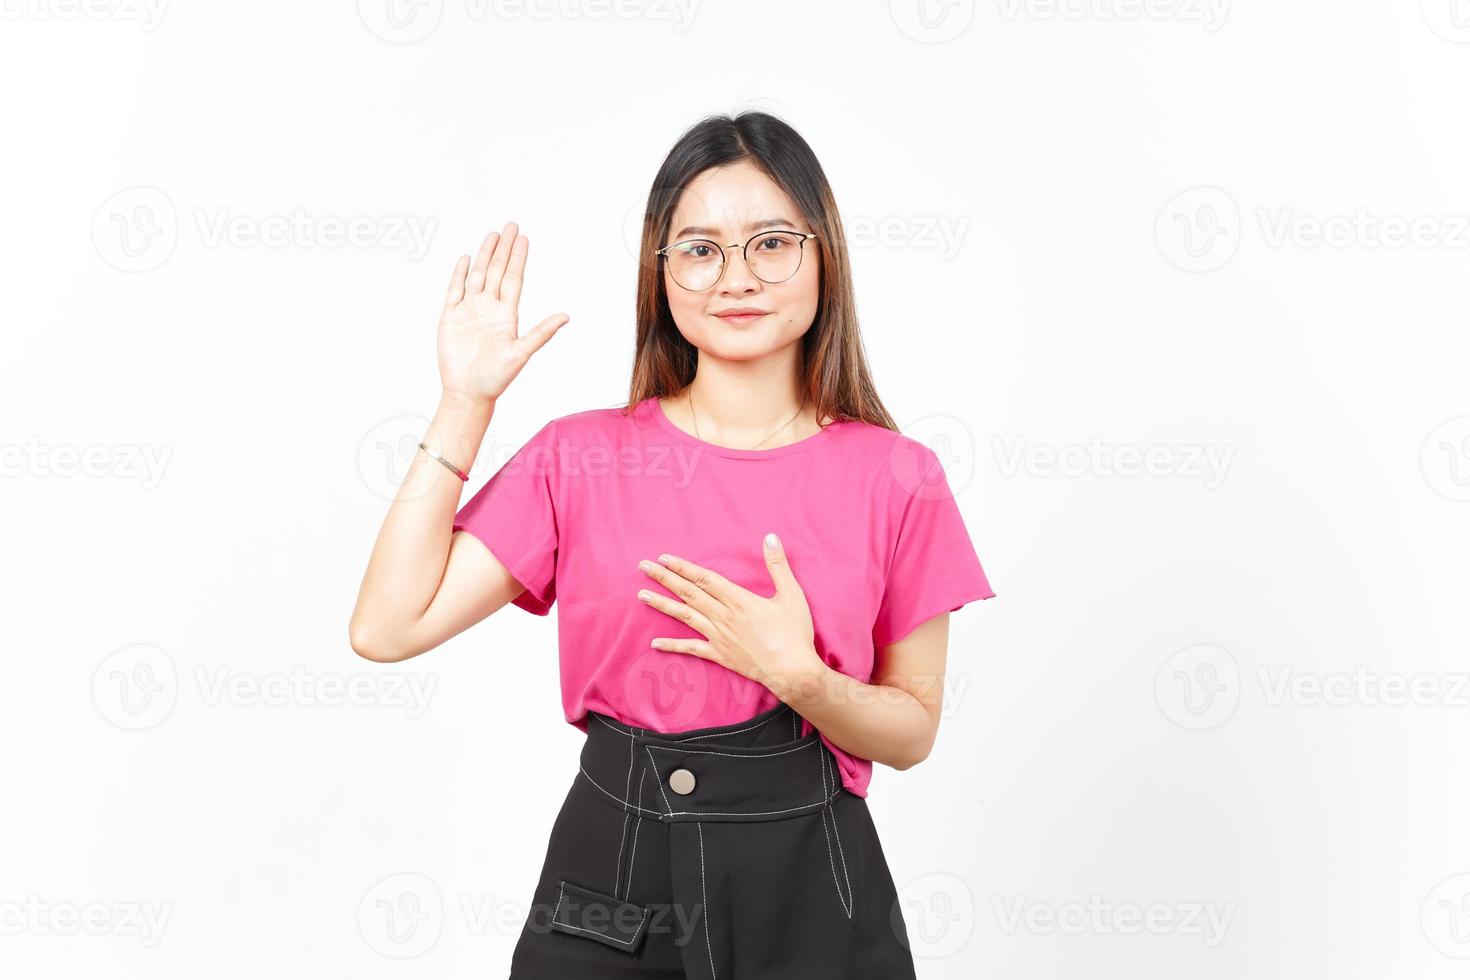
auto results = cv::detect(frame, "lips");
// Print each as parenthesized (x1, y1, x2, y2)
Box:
(713, 310, 770, 320)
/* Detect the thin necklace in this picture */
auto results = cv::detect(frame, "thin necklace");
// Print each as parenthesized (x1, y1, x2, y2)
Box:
(688, 388, 805, 451)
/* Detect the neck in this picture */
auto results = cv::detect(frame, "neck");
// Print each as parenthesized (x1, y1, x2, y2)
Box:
(667, 362, 819, 448)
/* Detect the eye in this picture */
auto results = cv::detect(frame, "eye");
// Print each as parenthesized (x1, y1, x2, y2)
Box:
(755, 236, 789, 251)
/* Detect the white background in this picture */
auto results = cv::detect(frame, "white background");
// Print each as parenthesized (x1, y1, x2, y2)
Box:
(3, 1, 1470, 977)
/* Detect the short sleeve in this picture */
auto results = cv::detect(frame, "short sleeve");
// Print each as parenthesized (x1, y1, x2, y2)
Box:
(451, 418, 560, 616)
(871, 445, 996, 647)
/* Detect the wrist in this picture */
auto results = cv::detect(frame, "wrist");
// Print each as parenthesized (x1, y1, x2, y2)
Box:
(438, 388, 495, 420)
(768, 649, 833, 708)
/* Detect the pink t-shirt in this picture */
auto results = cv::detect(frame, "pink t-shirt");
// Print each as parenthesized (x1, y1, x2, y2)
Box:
(452, 395, 996, 798)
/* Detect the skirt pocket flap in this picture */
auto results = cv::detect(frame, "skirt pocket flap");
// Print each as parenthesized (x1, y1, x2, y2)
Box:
(549, 878, 651, 954)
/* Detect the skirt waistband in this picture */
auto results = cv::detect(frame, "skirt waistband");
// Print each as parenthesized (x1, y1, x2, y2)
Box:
(576, 701, 845, 824)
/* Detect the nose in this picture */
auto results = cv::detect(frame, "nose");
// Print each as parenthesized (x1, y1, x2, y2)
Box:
(718, 243, 760, 291)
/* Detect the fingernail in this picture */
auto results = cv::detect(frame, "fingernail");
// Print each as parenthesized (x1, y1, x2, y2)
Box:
(765, 532, 780, 549)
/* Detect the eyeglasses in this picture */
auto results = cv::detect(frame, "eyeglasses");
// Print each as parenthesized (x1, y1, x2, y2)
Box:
(655, 230, 819, 291)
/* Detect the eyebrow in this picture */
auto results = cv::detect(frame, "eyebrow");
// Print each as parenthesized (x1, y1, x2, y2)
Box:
(671, 218, 802, 239)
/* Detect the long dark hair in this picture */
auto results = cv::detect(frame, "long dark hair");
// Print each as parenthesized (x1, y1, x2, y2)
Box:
(624, 111, 897, 432)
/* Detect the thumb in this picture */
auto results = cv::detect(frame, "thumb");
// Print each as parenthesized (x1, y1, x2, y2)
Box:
(515, 313, 570, 359)
(762, 532, 797, 596)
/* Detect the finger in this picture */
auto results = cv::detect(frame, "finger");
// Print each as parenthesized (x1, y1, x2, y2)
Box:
(485, 220, 519, 299)
(637, 588, 716, 638)
(511, 313, 570, 362)
(641, 558, 718, 619)
(499, 233, 529, 309)
(650, 637, 716, 660)
(466, 231, 498, 293)
(443, 254, 470, 307)
(653, 553, 741, 607)
(762, 532, 798, 597)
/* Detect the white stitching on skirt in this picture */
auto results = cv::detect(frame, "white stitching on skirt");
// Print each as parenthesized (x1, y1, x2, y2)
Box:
(578, 765, 842, 819)
(697, 822, 717, 980)
(825, 751, 854, 918)
(552, 880, 649, 946)
(623, 767, 646, 900)
(644, 740, 819, 761)
(817, 743, 853, 918)
(667, 708, 787, 742)
(646, 745, 675, 814)
(592, 710, 793, 747)
(612, 733, 635, 894)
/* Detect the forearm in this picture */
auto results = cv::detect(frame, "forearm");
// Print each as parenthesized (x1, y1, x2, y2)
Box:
(773, 659, 936, 772)
(347, 390, 494, 657)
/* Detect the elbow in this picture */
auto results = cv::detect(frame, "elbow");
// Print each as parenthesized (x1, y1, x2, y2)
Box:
(890, 732, 938, 772)
(348, 618, 403, 664)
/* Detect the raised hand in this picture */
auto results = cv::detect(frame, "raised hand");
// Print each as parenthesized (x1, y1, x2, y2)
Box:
(437, 221, 569, 407)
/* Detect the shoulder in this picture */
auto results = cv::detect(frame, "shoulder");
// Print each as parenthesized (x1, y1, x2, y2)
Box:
(823, 416, 938, 465)
(823, 418, 960, 509)
(543, 401, 646, 437)
(516, 401, 652, 452)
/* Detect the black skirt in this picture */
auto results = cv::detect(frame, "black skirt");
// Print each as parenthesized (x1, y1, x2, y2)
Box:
(507, 700, 920, 979)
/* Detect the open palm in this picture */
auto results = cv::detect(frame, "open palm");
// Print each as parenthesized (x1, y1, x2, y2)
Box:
(438, 221, 569, 406)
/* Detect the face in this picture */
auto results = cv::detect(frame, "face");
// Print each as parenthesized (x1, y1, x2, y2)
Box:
(659, 160, 821, 362)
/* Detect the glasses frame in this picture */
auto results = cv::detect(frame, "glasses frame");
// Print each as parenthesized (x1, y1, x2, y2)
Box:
(655, 230, 819, 291)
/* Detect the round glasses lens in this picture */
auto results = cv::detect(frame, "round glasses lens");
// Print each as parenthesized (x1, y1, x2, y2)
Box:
(665, 240, 723, 290)
(746, 232, 805, 284)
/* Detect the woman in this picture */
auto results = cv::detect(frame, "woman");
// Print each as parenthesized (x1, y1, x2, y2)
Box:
(347, 111, 996, 979)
